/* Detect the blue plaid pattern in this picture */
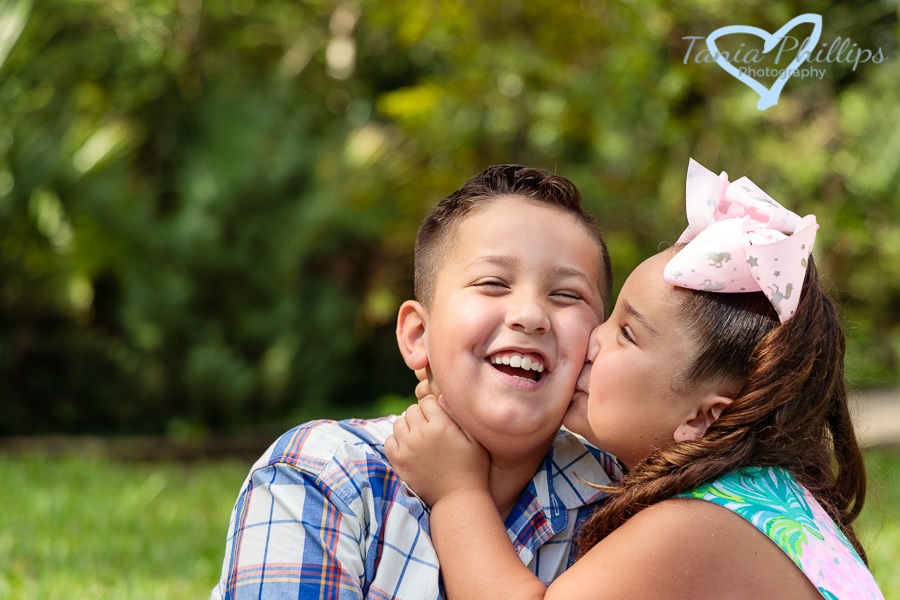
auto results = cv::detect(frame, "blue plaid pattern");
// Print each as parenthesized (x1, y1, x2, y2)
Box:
(210, 417, 621, 599)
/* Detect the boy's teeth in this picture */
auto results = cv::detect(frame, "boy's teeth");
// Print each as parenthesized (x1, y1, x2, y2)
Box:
(490, 353, 544, 373)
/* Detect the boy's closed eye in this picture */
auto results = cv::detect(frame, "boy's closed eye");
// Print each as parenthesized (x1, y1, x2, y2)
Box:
(551, 290, 585, 301)
(472, 278, 509, 291)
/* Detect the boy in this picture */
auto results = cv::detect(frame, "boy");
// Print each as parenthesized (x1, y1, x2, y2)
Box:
(210, 165, 621, 599)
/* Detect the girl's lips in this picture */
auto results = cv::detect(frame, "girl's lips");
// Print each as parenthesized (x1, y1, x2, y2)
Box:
(576, 362, 592, 394)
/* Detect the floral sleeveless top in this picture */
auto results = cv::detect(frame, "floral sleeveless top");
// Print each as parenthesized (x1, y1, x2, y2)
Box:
(678, 466, 883, 600)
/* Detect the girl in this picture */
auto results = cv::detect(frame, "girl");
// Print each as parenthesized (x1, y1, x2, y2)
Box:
(385, 159, 884, 599)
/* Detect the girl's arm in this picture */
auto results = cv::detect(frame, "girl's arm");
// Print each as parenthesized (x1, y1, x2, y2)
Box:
(428, 482, 548, 599)
(385, 396, 548, 600)
(386, 399, 817, 600)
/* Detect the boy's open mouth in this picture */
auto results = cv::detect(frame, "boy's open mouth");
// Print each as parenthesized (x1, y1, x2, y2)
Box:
(488, 352, 545, 383)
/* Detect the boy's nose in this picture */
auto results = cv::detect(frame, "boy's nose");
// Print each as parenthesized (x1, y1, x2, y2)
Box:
(506, 298, 551, 333)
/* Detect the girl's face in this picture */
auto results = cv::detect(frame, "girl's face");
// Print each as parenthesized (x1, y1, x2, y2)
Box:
(564, 252, 728, 469)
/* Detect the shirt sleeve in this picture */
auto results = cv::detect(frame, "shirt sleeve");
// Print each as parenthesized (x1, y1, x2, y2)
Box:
(211, 461, 366, 600)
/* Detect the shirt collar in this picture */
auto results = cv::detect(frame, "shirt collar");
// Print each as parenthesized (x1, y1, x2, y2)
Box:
(504, 430, 622, 561)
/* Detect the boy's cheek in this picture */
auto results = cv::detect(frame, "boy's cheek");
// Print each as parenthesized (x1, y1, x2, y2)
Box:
(426, 373, 443, 399)
(564, 309, 601, 346)
(557, 322, 597, 381)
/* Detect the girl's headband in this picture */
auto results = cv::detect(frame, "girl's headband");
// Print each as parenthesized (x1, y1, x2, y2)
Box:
(663, 158, 818, 323)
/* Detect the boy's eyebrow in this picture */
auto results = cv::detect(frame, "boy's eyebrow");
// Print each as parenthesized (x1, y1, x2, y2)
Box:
(551, 265, 597, 292)
(622, 300, 660, 338)
(471, 255, 597, 290)
(471, 255, 518, 270)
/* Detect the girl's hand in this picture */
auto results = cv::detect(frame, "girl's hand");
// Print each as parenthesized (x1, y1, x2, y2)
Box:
(414, 368, 432, 401)
(385, 395, 490, 508)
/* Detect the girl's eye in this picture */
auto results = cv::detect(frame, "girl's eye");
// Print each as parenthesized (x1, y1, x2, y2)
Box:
(619, 325, 635, 344)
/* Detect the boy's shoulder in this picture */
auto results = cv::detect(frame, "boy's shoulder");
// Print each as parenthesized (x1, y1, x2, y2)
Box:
(254, 416, 398, 478)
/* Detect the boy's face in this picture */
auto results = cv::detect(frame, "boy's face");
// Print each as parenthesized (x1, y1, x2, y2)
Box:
(423, 196, 605, 464)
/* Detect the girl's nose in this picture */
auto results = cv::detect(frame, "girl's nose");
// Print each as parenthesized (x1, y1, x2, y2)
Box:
(587, 324, 604, 360)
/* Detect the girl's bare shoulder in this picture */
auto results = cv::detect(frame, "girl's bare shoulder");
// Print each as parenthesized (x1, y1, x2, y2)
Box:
(547, 499, 821, 600)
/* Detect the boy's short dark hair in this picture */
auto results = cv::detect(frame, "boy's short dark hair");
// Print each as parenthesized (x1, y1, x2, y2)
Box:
(414, 164, 613, 315)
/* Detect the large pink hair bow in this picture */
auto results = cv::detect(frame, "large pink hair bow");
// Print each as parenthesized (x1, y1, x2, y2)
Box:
(663, 158, 818, 323)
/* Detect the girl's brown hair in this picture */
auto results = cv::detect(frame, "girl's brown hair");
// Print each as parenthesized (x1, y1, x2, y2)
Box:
(576, 253, 868, 562)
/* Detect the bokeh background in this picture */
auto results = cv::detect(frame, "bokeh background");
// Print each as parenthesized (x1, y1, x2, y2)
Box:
(1, 0, 899, 597)
(2, 0, 898, 436)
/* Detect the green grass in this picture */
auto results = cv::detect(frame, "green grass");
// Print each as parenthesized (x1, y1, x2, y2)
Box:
(0, 448, 897, 599)
(0, 455, 250, 599)
(859, 446, 900, 598)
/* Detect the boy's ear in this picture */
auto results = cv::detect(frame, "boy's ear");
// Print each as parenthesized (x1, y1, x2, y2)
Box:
(396, 300, 429, 371)
(674, 391, 734, 442)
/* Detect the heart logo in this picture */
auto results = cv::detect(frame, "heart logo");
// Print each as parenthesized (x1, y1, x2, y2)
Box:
(706, 14, 823, 110)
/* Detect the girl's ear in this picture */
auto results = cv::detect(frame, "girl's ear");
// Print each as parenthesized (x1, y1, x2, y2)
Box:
(674, 392, 734, 442)
(396, 300, 429, 371)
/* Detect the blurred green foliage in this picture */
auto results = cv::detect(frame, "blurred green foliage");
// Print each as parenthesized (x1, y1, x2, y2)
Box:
(1, 0, 898, 434)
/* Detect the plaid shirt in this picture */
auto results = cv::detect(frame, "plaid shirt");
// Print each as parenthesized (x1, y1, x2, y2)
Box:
(210, 416, 621, 600)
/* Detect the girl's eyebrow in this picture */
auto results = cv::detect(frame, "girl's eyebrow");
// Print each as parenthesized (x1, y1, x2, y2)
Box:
(622, 300, 660, 338)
